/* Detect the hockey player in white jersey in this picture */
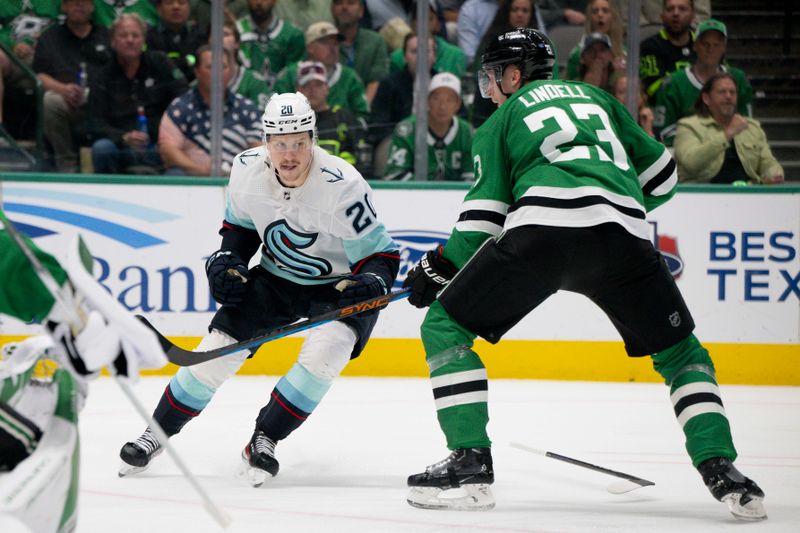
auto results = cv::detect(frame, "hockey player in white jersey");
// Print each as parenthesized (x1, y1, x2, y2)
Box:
(119, 92, 400, 486)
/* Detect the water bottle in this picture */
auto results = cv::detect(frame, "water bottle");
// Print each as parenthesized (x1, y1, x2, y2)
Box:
(136, 105, 150, 149)
(76, 61, 88, 105)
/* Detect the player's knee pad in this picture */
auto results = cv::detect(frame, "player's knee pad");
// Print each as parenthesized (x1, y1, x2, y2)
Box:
(182, 329, 249, 390)
(297, 321, 356, 381)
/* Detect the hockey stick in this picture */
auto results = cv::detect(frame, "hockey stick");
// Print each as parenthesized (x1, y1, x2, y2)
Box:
(0, 212, 231, 528)
(139, 288, 411, 366)
(509, 442, 655, 494)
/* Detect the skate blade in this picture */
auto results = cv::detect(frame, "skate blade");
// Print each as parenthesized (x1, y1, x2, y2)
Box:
(237, 457, 274, 488)
(722, 493, 767, 521)
(118, 462, 149, 478)
(407, 484, 495, 511)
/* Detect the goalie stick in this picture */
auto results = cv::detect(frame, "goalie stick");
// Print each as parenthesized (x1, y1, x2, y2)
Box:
(139, 288, 411, 366)
(510, 442, 655, 494)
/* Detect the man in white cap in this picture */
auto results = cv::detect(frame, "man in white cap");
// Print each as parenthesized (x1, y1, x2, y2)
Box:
(273, 21, 368, 117)
(384, 71, 474, 181)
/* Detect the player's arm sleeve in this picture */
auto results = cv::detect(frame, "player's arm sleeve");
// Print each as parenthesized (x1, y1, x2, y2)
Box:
(612, 96, 678, 211)
(336, 182, 400, 288)
(219, 162, 262, 260)
(0, 402, 43, 471)
(443, 122, 514, 268)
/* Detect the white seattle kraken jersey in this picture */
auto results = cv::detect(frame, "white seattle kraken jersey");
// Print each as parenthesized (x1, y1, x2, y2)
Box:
(225, 145, 396, 285)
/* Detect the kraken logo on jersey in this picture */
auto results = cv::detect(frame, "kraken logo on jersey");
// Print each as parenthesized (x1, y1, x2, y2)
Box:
(263, 220, 333, 278)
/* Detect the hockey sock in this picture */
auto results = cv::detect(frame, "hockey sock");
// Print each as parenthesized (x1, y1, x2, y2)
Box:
(422, 302, 490, 449)
(651, 334, 737, 467)
(255, 362, 332, 441)
(151, 368, 212, 436)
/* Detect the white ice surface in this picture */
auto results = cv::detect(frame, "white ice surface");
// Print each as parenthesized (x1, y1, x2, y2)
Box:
(76, 377, 799, 533)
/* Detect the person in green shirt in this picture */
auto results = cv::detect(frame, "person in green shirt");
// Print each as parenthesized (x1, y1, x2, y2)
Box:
(91, 0, 159, 28)
(332, 0, 388, 105)
(401, 28, 766, 522)
(383, 71, 473, 181)
(272, 21, 368, 117)
(0, 0, 61, 124)
(223, 15, 272, 109)
(236, 0, 305, 86)
(654, 18, 752, 146)
(387, 1, 466, 77)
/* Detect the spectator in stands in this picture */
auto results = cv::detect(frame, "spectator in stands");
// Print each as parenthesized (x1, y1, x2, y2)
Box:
(383, 72, 473, 181)
(191, 0, 248, 33)
(639, 0, 696, 103)
(613, 74, 655, 137)
(457, 0, 500, 65)
(369, 33, 437, 143)
(674, 73, 783, 185)
(654, 19, 752, 146)
(0, 1, 60, 127)
(574, 32, 615, 92)
(275, 0, 335, 31)
(618, 0, 709, 26)
(159, 45, 262, 176)
(388, 1, 466, 77)
(296, 60, 368, 171)
(332, 0, 389, 105)
(92, 0, 159, 28)
(89, 13, 188, 174)
(471, 0, 540, 126)
(566, 0, 625, 81)
(236, 0, 305, 84)
(272, 21, 369, 117)
(146, 0, 206, 82)
(222, 15, 272, 109)
(33, 0, 111, 173)
(538, 0, 586, 29)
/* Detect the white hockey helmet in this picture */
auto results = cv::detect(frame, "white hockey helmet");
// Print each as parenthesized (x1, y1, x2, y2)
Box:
(262, 92, 316, 137)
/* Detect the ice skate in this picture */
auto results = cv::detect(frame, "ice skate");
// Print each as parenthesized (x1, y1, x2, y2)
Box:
(407, 448, 495, 510)
(698, 457, 767, 521)
(118, 427, 163, 477)
(240, 430, 279, 487)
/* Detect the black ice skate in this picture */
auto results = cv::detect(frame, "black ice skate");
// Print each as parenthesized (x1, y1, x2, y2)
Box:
(240, 430, 279, 487)
(118, 427, 163, 477)
(407, 448, 495, 510)
(698, 457, 767, 521)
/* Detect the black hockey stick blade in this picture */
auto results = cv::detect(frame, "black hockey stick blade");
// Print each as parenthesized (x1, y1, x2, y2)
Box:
(136, 288, 411, 367)
(510, 442, 655, 494)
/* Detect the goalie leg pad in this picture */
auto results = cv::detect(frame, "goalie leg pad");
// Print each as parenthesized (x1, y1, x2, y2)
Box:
(407, 484, 495, 511)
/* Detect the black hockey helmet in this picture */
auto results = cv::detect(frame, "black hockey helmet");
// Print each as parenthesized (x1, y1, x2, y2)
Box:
(478, 28, 555, 98)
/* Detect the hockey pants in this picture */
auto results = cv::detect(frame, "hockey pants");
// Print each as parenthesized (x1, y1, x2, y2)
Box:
(151, 321, 356, 442)
(420, 302, 737, 466)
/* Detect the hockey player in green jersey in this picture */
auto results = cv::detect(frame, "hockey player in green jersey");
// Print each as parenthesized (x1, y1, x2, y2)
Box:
(0, 213, 167, 532)
(653, 19, 752, 146)
(383, 72, 474, 182)
(402, 28, 766, 521)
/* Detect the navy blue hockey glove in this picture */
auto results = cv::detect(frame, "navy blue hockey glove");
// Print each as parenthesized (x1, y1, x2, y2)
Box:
(403, 245, 458, 308)
(336, 273, 389, 316)
(206, 250, 250, 305)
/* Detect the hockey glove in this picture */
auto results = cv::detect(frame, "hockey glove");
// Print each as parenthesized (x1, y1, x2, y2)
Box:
(335, 273, 389, 316)
(403, 245, 458, 308)
(46, 310, 123, 377)
(206, 249, 250, 305)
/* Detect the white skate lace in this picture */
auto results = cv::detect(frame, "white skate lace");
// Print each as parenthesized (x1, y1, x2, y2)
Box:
(133, 428, 160, 454)
(253, 433, 276, 457)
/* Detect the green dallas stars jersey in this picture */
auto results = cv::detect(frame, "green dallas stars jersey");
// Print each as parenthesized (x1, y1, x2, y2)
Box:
(236, 15, 305, 83)
(272, 62, 369, 117)
(92, 0, 159, 28)
(229, 65, 272, 110)
(0, 0, 60, 49)
(443, 79, 677, 268)
(383, 115, 474, 182)
(654, 65, 752, 146)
